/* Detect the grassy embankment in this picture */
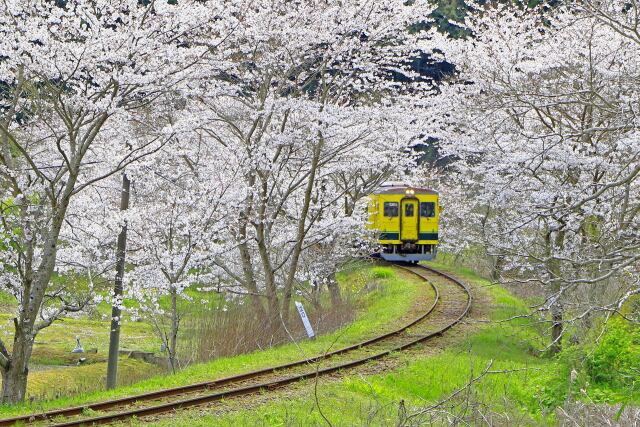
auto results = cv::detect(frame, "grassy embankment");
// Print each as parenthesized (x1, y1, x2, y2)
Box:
(146, 260, 640, 426)
(0, 263, 429, 416)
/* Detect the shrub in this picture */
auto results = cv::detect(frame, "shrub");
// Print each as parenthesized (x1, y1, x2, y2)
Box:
(534, 317, 640, 408)
(371, 267, 393, 279)
(585, 318, 640, 390)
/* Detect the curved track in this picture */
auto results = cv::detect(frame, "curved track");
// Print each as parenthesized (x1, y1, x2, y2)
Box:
(0, 263, 471, 426)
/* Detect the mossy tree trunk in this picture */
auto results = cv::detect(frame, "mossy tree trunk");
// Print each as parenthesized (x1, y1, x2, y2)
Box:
(0, 329, 32, 403)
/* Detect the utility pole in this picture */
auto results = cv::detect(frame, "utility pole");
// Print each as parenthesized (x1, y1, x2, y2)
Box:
(106, 173, 131, 389)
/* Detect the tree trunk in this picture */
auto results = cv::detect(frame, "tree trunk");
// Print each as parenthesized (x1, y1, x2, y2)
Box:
(344, 195, 355, 216)
(281, 134, 324, 325)
(550, 303, 563, 355)
(491, 255, 504, 282)
(249, 294, 267, 325)
(260, 270, 280, 336)
(0, 330, 32, 404)
(235, 175, 268, 327)
(1, 178, 78, 403)
(327, 272, 342, 306)
(266, 293, 281, 341)
(255, 211, 280, 336)
(237, 238, 268, 326)
(544, 224, 566, 355)
(310, 280, 321, 309)
(106, 173, 130, 389)
(1, 367, 28, 404)
(168, 288, 179, 374)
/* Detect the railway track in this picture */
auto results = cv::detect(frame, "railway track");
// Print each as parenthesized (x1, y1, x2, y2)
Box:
(0, 263, 471, 426)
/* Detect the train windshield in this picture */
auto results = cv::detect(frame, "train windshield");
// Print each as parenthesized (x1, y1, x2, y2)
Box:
(420, 202, 435, 217)
(384, 202, 399, 217)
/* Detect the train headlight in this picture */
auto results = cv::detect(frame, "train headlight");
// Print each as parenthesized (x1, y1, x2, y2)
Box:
(405, 188, 415, 195)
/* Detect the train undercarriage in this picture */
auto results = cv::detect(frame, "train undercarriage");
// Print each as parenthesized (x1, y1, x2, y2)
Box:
(379, 243, 437, 262)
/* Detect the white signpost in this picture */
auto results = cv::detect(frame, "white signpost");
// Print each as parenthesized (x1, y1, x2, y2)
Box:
(295, 301, 315, 339)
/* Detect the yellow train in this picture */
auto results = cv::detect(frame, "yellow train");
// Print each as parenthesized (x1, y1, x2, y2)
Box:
(367, 184, 440, 262)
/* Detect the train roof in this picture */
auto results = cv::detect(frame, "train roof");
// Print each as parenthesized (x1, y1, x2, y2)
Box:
(372, 185, 439, 195)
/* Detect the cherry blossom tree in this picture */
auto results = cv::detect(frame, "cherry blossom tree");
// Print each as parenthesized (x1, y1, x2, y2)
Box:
(0, 0, 230, 402)
(124, 127, 237, 373)
(198, 100, 414, 333)
(433, 1, 640, 352)
(185, 0, 439, 335)
(176, 1, 440, 330)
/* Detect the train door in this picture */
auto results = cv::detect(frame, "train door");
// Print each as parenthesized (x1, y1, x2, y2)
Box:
(400, 199, 418, 241)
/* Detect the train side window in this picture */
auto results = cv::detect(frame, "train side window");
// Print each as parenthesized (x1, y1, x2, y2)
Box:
(404, 203, 414, 217)
(383, 202, 399, 217)
(420, 202, 435, 217)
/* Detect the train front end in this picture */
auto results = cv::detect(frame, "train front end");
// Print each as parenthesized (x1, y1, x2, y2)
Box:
(367, 184, 440, 262)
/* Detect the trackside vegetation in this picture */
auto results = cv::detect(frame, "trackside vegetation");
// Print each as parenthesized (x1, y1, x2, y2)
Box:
(0, 264, 429, 417)
(143, 261, 639, 426)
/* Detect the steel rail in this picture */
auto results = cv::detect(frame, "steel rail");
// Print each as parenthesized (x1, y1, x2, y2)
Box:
(1, 263, 470, 426)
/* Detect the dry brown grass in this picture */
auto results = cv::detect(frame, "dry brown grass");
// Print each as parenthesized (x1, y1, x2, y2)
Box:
(557, 402, 640, 426)
(178, 300, 356, 366)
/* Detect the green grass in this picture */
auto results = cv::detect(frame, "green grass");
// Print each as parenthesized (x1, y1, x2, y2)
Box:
(0, 291, 15, 311)
(370, 266, 394, 279)
(0, 314, 159, 365)
(0, 263, 428, 416)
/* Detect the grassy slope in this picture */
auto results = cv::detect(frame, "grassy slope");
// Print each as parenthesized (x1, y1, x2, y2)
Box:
(0, 315, 159, 360)
(147, 261, 557, 426)
(0, 277, 226, 363)
(0, 264, 427, 416)
(0, 306, 160, 401)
